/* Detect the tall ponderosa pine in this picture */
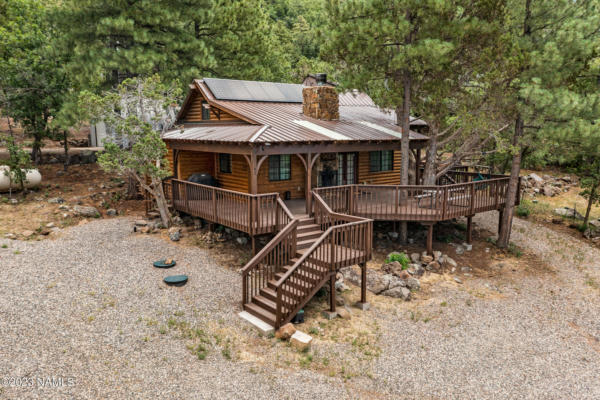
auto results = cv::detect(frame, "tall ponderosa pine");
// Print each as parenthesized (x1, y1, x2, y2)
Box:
(323, 0, 503, 241)
(496, 0, 600, 247)
(58, 0, 289, 89)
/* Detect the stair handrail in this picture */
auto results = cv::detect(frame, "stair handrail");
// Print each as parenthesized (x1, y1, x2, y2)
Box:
(273, 191, 372, 327)
(241, 197, 298, 305)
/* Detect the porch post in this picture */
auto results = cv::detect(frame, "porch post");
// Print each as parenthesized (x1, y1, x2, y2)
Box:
(466, 215, 473, 244)
(306, 153, 312, 214)
(415, 148, 421, 185)
(249, 152, 258, 195)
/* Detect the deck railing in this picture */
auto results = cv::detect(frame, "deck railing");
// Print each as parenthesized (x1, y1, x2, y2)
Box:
(170, 179, 287, 235)
(314, 174, 515, 222)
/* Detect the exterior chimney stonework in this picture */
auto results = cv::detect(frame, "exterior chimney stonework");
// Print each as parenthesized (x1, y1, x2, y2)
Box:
(302, 86, 339, 121)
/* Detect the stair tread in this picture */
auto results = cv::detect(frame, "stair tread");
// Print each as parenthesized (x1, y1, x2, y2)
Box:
(244, 302, 276, 324)
(297, 230, 323, 239)
(297, 224, 320, 232)
(253, 295, 290, 313)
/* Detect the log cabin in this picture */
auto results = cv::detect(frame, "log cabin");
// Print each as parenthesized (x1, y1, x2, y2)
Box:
(160, 75, 518, 329)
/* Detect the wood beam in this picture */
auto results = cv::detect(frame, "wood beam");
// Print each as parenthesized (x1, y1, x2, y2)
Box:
(415, 148, 421, 185)
(166, 141, 253, 155)
(254, 141, 426, 155)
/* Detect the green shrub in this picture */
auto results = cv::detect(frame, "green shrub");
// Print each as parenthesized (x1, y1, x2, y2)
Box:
(386, 252, 410, 270)
(516, 204, 531, 217)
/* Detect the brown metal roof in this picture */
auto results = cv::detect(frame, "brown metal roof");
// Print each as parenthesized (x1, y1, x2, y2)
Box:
(163, 124, 262, 142)
(166, 79, 429, 145)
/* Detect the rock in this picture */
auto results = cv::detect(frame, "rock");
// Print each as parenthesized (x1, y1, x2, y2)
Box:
(45, 222, 55, 228)
(10, 198, 18, 205)
(22, 230, 35, 238)
(381, 286, 411, 300)
(335, 281, 350, 292)
(135, 220, 148, 227)
(106, 209, 117, 216)
(168, 227, 181, 242)
(4, 233, 16, 240)
(376, 232, 385, 240)
(421, 255, 433, 264)
(462, 243, 473, 251)
(172, 216, 184, 226)
(236, 237, 248, 245)
(388, 275, 407, 289)
(336, 297, 346, 306)
(139, 226, 151, 234)
(73, 205, 100, 218)
(367, 272, 394, 294)
(461, 266, 472, 272)
(443, 256, 458, 269)
(382, 261, 403, 274)
(58, 205, 69, 211)
(455, 246, 465, 255)
(406, 277, 420, 290)
(529, 173, 543, 183)
(152, 221, 165, 230)
(412, 264, 425, 277)
(48, 197, 65, 204)
(426, 261, 441, 272)
(408, 238, 415, 244)
(454, 277, 463, 284)
(554, 207, 583, 220)
(275, 323, 296, 340)
(396, 270, 410, 280)
(433, 250, 442, 261)
(552, 218, 563, 224)
(410, 253, 420, 263)
(387, 231, 399, 240)
(337, 308, 351, 319)
(543, 185, 557, 197)
(290, 331, 313, 351)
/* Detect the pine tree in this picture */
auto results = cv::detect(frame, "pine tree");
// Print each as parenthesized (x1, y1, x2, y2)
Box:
(57, 0, 289, 89)
(496, 0, 600, 247)
(323, 0, 504, 241)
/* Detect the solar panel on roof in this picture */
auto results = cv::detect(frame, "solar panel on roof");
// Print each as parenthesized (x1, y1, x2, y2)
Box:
(204, 78, 303, 103)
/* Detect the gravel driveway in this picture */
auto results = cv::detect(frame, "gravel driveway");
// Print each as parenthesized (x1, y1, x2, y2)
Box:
(1, 215, 599, 399)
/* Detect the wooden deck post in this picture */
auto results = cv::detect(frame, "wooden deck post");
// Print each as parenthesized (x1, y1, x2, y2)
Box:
(466, 215, 473, 244)
(360, 262, 367, 304)
(329, 274, 336, 313)
(426, 223, 434, 255)
(498, 210, 504, 235)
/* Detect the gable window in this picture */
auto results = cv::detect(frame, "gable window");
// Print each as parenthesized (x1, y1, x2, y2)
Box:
(201, 101, 211, 120)
(369, 150, 394, 172)
(219, 153, 231, 173)
(268, 155, 291, 181)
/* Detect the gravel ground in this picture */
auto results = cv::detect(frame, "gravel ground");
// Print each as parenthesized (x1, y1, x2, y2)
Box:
(370, 212, 600, 399)
(1, 214, 599, 399)
(0, 218, 352, 399)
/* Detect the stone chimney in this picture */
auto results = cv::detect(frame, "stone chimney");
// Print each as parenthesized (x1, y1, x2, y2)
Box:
(302, 75, 339, 121)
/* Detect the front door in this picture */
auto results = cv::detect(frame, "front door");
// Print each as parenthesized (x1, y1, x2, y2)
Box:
(337, 152, 357, 185)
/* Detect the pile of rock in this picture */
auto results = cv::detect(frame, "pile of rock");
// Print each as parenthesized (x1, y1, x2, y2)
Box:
(341, 251, 461, 301)
(521, 173, 578, 197)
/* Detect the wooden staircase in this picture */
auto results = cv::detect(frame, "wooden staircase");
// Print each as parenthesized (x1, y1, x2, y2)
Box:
(241, 192, 373, 329)
(244, 216, 327, 326)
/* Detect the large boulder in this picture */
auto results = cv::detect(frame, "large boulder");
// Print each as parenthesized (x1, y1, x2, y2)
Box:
(381, 286, 411, 300)
(73, 205, 100, 218)
(554, 207, 583, 220)
(168, 227, 181, 242)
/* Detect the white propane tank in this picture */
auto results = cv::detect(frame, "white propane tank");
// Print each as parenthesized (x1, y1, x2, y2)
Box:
(0, 165, 42, 192)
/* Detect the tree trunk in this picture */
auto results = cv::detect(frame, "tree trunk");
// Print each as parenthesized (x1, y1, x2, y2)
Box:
(422, 123, 439, 185)
(31, 137, 42, 165)
(398, 69, 412, 244)
(151, 176, 172, 228)
(584, 181, 597, 227)
(63, 130, 69, 172)
(497, 117, 523, 248)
